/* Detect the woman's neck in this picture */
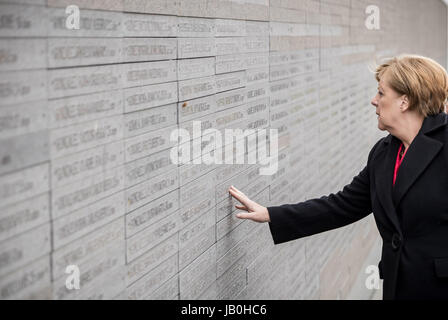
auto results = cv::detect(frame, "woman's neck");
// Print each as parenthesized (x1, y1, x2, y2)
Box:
(394, 113, 424, 150)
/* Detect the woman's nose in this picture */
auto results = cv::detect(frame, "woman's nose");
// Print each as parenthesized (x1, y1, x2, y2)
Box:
(371, 97, 378, 107)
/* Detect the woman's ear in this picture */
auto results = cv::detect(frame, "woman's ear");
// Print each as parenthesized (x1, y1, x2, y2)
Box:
(400, 95, 410, 112)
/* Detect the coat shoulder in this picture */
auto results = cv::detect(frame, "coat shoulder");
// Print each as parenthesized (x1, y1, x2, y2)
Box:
(367, 135, 390, 163)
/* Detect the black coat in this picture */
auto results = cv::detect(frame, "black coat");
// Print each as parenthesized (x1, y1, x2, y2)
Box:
(267, 112, 448, 300)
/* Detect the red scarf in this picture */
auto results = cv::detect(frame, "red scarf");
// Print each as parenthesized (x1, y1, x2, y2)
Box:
(393, 143, 408, 186)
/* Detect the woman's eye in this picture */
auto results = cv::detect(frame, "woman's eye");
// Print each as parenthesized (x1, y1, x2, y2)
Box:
(378, 91, 383, 96)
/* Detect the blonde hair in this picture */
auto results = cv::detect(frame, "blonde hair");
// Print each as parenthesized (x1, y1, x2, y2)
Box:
(375, 54, 448, 116)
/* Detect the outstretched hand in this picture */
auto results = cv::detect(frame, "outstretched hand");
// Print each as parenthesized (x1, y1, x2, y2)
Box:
(228, 185, 271, 223)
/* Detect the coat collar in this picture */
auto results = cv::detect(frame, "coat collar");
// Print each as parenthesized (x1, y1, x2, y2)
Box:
(382, 112, 448, 145)
(375, 113, 447, 234)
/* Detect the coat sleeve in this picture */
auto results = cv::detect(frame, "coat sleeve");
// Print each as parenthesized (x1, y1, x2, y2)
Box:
(267, 138, 384, 245)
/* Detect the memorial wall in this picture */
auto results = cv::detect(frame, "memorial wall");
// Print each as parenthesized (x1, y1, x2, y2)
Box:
(0, 0, 446, 299)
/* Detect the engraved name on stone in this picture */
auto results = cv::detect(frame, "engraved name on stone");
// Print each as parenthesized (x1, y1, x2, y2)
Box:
(0, 39, 46, 71)
(123, 60, 177, 88)
(269, 52, 290, 66)
(52, 166, 124, 219)
(0, 223, 50, 277)
(246, 83, 269, 103)
(49, 90, 123, 129)
(179, 162, 216, 186)
(217, 218, 255, 259)
(146, 274, 179, 300)
(246, 67, 269, 85)
(124, 124, 176, 163)
(180, 170, 216, 207)
(56, 259, 125, 300)
(177, 57, 215, 81)
(126, 253, 177, 300)
(48, 8, 122, 37)
(177, 17, 214, 37)
(215, 166, 254, 203)
(270, 78, 290, 94)
(0, 101, 47, 139)
(122, 38, 177, 62)
(48, 65, 122, 99)
(178, 131, 216, 159)
(215, 71, 246, 93)
(124, 149, 175, 188)
(217, 270, 245, 300)
(53, 247, 124, 300)
(178, 95, 216, 125)
(52, 192, 125, 249)
(126, 234, 178, 286)
(245, 21, 269, 36)
(289, 49, 319, 63)
(180, 262, 216, 300)
(0, 4, 46, 37)
(179, 76, 216, 101)
(214, 163, 246, 185)
(48, 38, 122, 68)
(52, 218, 124, 279)
(51, 141, 124, 188)
(245, 37, 269, 53)
(180, 196, 214, 229)
(125, 188, 178, 238)
(215, 37, 245, 56)
(180, 113, 215, 139)
(124, 104, 177, 138)
(214, 104, 246, 130)
(179, 211, 214, 248)
(217, 206, 244, 240)
(122, 13, 177, 37)
(245, 52, 269, 69)
(215, 88, 246, 110)
(178, 75, 216, 102)
(124, 81, 177, 113)
(179, 225, 214, 270)
(217, 254, 246, 291)
(215, 54, 246, 74)
(50, 115, 123, 158)
(178, 38, 215, 59)
(0, 163, 49, 208)
(0, 255, 50, 300)
(214, 19, 246, 37)
(216, 196, 236, 222)
(271, 103, 290, 124)
(270, 91, 290, 108)
(179, 245, 216, 291)
(0, 70, 47, 106)
(126, 211, 179, 262)
(0, 193, 49, 242)
(125, 167, 178, 213)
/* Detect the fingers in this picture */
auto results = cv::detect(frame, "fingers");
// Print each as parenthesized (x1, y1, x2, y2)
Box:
(235, 211, 253, 220)
(235, 205, 248, 211)
(230, 185, 245, 196)
(228, 187, 249, 207)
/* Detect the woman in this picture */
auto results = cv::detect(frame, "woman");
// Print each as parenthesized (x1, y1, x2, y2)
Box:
(228, 54, 448, 300)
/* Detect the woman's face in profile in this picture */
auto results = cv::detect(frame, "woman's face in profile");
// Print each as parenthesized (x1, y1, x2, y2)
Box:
(371, 72, 405, 132)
